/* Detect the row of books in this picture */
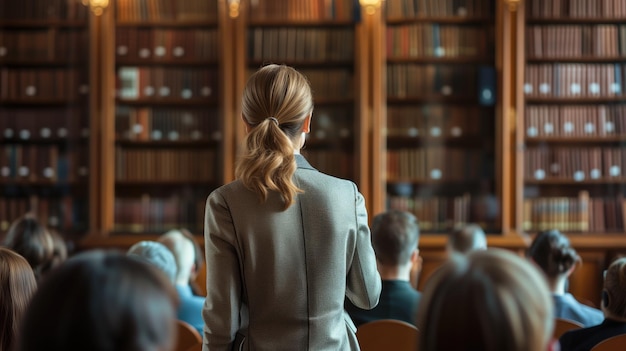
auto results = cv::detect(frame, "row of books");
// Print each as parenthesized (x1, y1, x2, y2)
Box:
(0, 195, 84, 233)
(522, 192, 626, 233)
(308, 106, 353, 141)
(245, 68, 353, 100)
(0, 145, 88, 182)
(526, 0, 626, 19)
(387, 106, 491, 138)
(0, 30, 87, 61)
(116, 0, 217, 22)
(525, 104, 626, 138)
(115, 148, 216, 182)
(0, 68, 88, 100)
(0, 0, 88, 20)
(387, 148, 486, 181)
(116, 28, 218, 61)
(247, 28, 354, 62)
(388, 193, 487, 232)
(247, 0, 355, 21)
(386, 24, 492, 59)
(525, 147, 626, 181)
(0, 107, 88, 141)
(114, 195, 204, 233)
(387, 64, 478, 98)
(116, 107, 220, 141)
(526, 25, 626, 59)
(524, 64, 625, 98)
(385, 0, 494, 19)
(301, 149, 353, 180)
(116, 67, 217, 100)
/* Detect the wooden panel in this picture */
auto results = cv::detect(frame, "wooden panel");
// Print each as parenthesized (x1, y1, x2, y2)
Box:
(568, 251, 606, 308)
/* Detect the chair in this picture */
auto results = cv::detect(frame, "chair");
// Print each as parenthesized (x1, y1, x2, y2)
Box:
(185, 344, 202, 351)
(553, 318, 584, 339)
(591, 334, 626, 351)
(176, 320, 202, 351)
(356, 319, 419, 351)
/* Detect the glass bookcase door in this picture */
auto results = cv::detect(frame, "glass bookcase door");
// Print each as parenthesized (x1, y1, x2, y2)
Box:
(0, 0, 92, 240)
(383, 0, 501, 233)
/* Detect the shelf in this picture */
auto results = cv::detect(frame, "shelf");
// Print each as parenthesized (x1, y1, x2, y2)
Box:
(527, 17, 626, 25)
(387, 96, 478, 104)
(1, 137, 88, 144)
(0, 20, 87, 28)
(525, 178, 626, 185)
(386, 17, 493, 25)
(386, 56, 494, 64)
(387, 135, 489, 147)
(0, 59, 87, 67)
(525, 97, 626, 104)
(387, 178, 487, 184)
(116, 139, 220, 147)
(115, 58, 219, 66)
(0, 98, 84, 106)
(116, 20, 217, 28)
(247, 60, 353, 68)
(116, 98, 218, 106)
(0, 179, 87, 186)
(115, 180, 215, 186)
(527, 56, 626, 63)
(525, 136, 626, 143)
(247, 19, 355, 27)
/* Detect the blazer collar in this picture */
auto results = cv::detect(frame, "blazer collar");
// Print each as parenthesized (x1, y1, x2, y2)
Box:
(295, 154, 316, 171)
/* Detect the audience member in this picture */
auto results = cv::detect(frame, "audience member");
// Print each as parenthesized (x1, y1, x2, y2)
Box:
(0, 248, 37, 351)
(204, 64, 381, 350)
(2, 214, 53, 280)
(127, 240, 177, 284)
(41, 230, 68, 274)
(528, 229, 603, 327)
(19, 250, 178, 351)
(177, 228, 205, 296)
(159, 229, 205, 333)
(345, 210, 421, 326)
(418, 249, 555, 351)
(446, 223, 487, 255)
(559, 257, 626, 351)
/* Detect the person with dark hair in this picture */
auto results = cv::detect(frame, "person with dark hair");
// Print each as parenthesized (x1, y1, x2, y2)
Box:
(559, 257, 626, 351)
(345, 210, 421, 326)
(2, 214, 53, 280)
(203, 64, 381, 351)
(19, 250, 178, 351)
(447, 223, 487, 255)
(528, 229, 603, 327)
(0, 248, 37, 351)
(418, 249, 556, 351)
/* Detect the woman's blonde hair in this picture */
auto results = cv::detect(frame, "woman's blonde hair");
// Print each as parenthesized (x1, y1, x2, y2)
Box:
(236, 64, 313, 209)
(417, 249, 554, 351)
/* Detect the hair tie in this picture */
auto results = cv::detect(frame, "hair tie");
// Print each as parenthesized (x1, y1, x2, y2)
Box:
(267, 117, 279, 126)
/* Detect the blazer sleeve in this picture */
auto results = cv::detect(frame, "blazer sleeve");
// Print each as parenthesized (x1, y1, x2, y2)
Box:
(345, 186, 381, 310)
(203, 190, 241, 351)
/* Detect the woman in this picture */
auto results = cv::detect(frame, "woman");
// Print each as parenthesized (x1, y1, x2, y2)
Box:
(19, 250, 178, 351)
(203, 64, 381, 351)
(417, 249, 556, 351)
(0, 248, 37, 351)
(527, 229, 603, 327)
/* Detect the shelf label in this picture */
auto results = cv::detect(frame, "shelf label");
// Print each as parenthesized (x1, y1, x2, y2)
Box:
(43, 167, 55, 178)
(590, 169, 601, 179)
(570, 83, 581, 95)
(450, 127, 462, 137)
(539, 83, 550, 94)
(4, 129, 14, 138)
(154, 46, 166, 57)
(441, 85, 452, 96)
(18, 166, 29, 177)
(159, 86, 171, 97)
(211, 131, 222, 141)
(543, 123, 554, 134)
(25, 86, 37, 96)
(0, 167, 10, 177)
(604, 121, 615, 133)
(201, 87, 212, 97)
(407, 127, 419, 137)
(523, 83, 533, 94)
(168, 131, 179, 141)
(584, 123, 595, 134)
(40, 128, 51, 138)
(610, 165, 621, 177)
(527, 126, 538, 137)
(563, 122, 574, 134)
(57, 128, 68, 138)
(151, 130, 163, 140)
(19, 129, 30, 140)
(573, 170, 585, 182)
(589, 83, 600, 95)
(139, 48, 151, 58)
(430, 127, 441, 137)
(0, 47, 6, 56)
(116, 46, 128, 56)
(173, 47, 185, 57)
(611, 83, 621, 94)
(550, 163, 560, 174)
(181, 89, 192, 99)
(430, 169, 442, 180)
(534, 169, 545, 180)
(144, 86, 155, 97)
(191, 130, 203, 140)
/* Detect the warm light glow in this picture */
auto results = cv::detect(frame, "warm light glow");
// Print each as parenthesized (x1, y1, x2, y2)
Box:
(228, 0, 240, 18)
(359, 0, 381, 14)
(82, 0, 109, 16)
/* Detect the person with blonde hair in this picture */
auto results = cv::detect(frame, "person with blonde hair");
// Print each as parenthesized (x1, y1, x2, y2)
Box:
(203, 64, 381, 351)
(159, 229, 204, 333)
(559, 257, 626, 351)
(0, 248, 37, 351)
(527, 229, 603, 327)
(417, 248, 556, 351)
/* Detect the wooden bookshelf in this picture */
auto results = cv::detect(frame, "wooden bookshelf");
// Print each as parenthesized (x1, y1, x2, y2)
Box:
(0, 0, 94, 241)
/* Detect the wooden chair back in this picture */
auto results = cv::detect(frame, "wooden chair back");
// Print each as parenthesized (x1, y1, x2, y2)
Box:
(185, 344, 202, 351)
(591, 334, 626, 351)
(553, 318, 584, 339)
(176, 320, 202, 351)
(356, 319, 419, 351)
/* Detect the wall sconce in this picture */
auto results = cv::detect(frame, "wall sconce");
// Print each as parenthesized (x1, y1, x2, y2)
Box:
(360, 0, 381, 15)
(228, 0, 240, 18)
(81, 0, 109, 16)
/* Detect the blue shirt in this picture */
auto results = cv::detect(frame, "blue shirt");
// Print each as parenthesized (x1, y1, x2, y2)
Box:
(554, 293, 604, 327)
(176, 284, 205, 334)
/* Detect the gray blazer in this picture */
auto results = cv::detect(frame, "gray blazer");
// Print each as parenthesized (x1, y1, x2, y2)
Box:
(203, 155, 381, 351)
